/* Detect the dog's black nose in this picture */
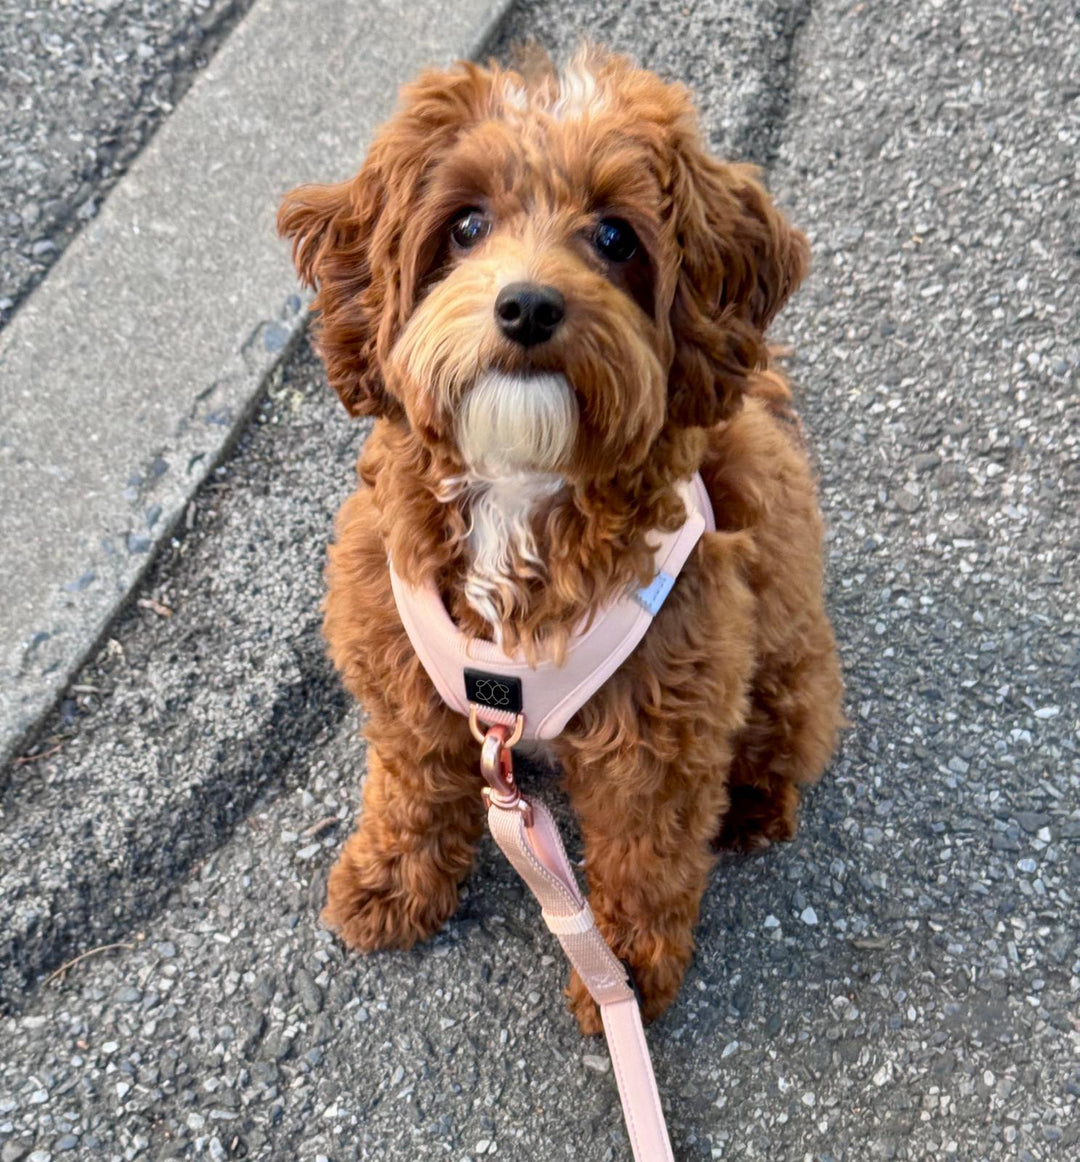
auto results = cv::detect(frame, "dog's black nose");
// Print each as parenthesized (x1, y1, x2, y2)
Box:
(495, 282, 565, 347)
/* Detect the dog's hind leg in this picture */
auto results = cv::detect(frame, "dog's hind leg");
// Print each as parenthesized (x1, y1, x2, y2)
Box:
(716, 613, 843, 852)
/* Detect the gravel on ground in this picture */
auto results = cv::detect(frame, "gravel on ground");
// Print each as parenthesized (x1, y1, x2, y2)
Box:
(0, 0, 258, 329)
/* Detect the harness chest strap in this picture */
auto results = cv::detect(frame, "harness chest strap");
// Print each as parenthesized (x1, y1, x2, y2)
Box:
(389, 474, 716, 739)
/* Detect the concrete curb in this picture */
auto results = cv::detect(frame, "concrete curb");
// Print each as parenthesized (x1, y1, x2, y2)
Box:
(0, 0, 515, 769)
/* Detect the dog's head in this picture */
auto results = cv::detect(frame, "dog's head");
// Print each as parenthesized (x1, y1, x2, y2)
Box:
(279, 47, 807, 481)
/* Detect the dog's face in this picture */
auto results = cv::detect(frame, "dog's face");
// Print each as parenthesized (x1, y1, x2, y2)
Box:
(280, 49, 807, 481)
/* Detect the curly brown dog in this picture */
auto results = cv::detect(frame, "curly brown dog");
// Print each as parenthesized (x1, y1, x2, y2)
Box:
(278, 46, 843, 1035)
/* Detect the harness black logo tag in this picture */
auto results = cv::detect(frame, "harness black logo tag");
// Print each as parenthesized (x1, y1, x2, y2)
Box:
(464, 669, 523, 716)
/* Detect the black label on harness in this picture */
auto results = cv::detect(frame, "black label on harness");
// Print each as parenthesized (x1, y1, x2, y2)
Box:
(464, 669, 522, 716)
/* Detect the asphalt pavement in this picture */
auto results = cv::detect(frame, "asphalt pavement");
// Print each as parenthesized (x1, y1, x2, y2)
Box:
(0, 0, 259, 330)
(1, 0, 1077, 1160)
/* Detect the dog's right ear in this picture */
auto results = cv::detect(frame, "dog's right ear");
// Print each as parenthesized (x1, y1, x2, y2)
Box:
(277, 172, 401, 420)
(279, 62, 500, 420)
(278, 178, 357, 290)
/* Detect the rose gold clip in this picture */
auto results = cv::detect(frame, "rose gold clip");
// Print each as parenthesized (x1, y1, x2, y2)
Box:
(469, 707, 530, 823)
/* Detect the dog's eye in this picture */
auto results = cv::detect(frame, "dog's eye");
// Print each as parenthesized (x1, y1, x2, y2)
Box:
(593, 218, 638, 263)
(450, 210, 491, 249)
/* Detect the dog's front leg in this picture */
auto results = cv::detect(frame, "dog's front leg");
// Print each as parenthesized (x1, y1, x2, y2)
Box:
(560, 726, 737, 1035)
(323, 733, 484, 953)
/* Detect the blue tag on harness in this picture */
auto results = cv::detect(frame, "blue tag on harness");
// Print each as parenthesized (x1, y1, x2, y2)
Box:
(633, 571, 676, 616)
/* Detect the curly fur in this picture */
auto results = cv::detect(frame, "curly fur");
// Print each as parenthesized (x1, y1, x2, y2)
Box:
(279, 45, 842, 1033)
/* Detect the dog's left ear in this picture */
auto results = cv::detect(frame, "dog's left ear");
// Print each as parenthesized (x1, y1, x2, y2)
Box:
(667, 146, 809, 428)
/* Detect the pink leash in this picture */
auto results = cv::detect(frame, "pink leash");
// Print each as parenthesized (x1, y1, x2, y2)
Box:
(390, 477, 714, 1156)
(474, 713, 675, 1162)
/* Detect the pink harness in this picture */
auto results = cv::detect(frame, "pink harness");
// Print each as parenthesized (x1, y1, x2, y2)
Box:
(389, 474, 716, 1162)
(390, 474, 715, 739)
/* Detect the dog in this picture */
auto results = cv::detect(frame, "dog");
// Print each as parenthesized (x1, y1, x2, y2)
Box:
(278, 46, 843, 1035)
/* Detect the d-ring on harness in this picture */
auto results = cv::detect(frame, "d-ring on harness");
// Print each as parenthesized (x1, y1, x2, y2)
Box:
(391, 476, 715, 1161)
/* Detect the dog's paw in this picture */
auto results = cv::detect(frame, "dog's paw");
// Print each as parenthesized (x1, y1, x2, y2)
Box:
(565, 970, 604, 1036)
(566, 953, 684, 1034)
(713, 782, 800, 853)
(712, 826, 782, 855)
(322, 850, 455, 952)
(630, 958, 685, 1025)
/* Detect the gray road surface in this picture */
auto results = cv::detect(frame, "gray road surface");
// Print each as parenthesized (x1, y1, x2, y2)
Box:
(0, 0, 259, 330)
(1, 0, 1077, 1159)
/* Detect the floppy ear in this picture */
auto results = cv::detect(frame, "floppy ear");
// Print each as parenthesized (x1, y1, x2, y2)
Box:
(278, 170, 402, 419)
(278, 62, 501, 421)
(277, 179, 357, 291)
(667, 147, 809, 428)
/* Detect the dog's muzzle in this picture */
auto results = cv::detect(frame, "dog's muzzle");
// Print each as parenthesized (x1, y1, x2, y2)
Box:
(456, 370, 578, 474)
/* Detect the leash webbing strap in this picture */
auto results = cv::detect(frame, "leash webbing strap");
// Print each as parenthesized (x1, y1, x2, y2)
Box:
(486, 794, 675, 1162)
